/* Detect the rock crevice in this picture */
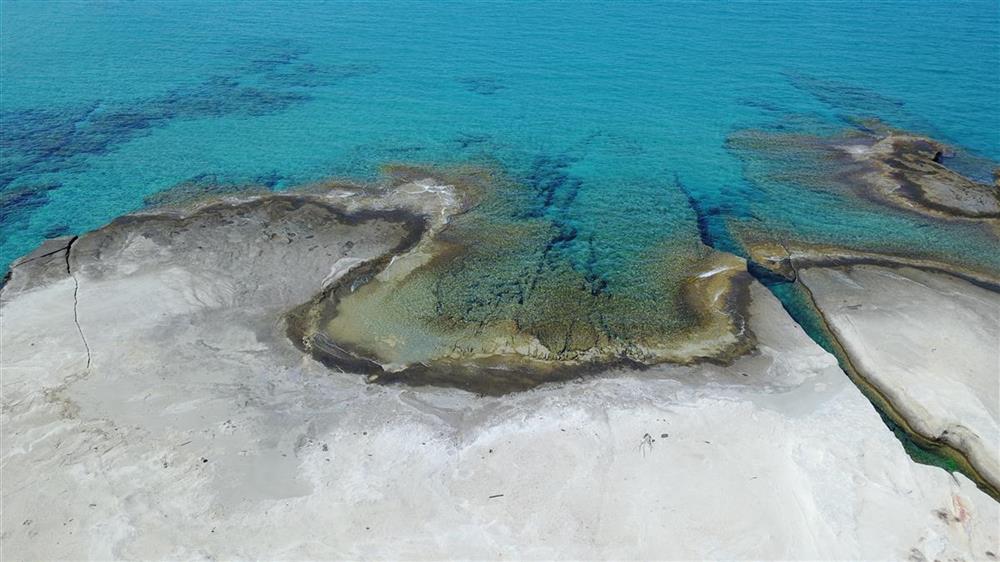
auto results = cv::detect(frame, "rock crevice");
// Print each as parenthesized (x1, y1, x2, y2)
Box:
(743, 240, 1000, 500)
(64, 235, 92, 370)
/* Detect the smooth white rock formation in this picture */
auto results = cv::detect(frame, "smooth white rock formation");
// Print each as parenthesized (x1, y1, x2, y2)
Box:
(1, 195, 998, 560)
(799, 265, 1000, 493)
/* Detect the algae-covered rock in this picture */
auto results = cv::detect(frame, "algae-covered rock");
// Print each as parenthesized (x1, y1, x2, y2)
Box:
(290, 167, 757, 388)
(854, 133, 1000, 219)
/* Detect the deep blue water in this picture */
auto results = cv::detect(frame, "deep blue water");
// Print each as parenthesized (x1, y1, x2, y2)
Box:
(3, 1, 999, 273)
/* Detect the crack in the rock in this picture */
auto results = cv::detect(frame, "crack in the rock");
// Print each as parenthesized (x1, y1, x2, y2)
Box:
(64, 236, 92, 369)
(8, 243, 73, 269)
(745, 254, 999, 500)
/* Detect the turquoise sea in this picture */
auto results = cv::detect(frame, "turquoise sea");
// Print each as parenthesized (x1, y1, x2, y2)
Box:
(2, 0, 999, 276)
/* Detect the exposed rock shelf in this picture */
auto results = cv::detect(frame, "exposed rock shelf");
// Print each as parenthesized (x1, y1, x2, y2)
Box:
(838, 132, 1000, 220)
(798, 264, 1000, 497)
(743, 240, 1000, 498)
(2, 197, 996, 556)
(726, 124, 1000, 497)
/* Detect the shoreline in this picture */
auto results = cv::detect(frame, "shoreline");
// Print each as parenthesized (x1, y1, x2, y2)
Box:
(3, 206, 996, 556)
(739, 238, 1000, 500)
(3, 171, 757, 394)
(4, 159, 998, 500)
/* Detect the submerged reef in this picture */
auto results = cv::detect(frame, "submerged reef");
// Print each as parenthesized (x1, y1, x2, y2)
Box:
(0, 181, 62, 234)
(287, 165, 755, 392)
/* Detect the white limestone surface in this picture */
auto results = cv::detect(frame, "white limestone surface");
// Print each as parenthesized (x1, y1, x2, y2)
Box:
(1, 197, 997, 560)
(799, 265, 1000, 493)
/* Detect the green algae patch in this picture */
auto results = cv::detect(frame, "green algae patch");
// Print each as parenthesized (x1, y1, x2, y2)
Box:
(290, 165, 756, 390)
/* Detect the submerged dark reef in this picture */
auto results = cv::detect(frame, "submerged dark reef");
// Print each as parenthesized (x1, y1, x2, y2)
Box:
(0, 182, 62, 230)
(784, 71, 907, 115)
(458, 76, 508, 96)
(0, 42, 378, 224)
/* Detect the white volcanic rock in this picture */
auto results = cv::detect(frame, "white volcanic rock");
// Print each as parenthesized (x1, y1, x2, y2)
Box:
(1, 195, 998, 560)
(799, 264, 1000, 494)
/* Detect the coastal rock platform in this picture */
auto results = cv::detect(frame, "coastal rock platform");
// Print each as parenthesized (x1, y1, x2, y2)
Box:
(799, 264, 1000, 496)
(2, 187, 997, 559)
(742, 237, 1000, 498)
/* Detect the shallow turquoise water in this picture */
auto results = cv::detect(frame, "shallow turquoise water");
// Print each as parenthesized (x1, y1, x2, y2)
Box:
(3, 1, 999, 273)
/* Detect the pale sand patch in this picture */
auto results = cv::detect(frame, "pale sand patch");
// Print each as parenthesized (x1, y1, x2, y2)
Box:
(799, 264, 1000, 493)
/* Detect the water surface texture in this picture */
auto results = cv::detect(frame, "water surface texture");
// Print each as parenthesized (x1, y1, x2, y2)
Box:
(3, 1, 998, 276)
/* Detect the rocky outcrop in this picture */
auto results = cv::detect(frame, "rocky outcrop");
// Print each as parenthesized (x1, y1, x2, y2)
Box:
(2, 235, 76, 296)
(839, 133, 1000, 220)
(738, 237, 1000, 498)
(743, 240, 1000, 291)
(797, 264, 1000, 498)
(2, 203, 996, 557)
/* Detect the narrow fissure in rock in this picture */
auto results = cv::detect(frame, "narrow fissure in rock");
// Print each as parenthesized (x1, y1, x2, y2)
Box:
(64, 235, 92, 370)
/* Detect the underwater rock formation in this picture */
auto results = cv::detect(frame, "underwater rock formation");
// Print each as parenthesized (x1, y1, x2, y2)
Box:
(285, 167, 756, 392)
